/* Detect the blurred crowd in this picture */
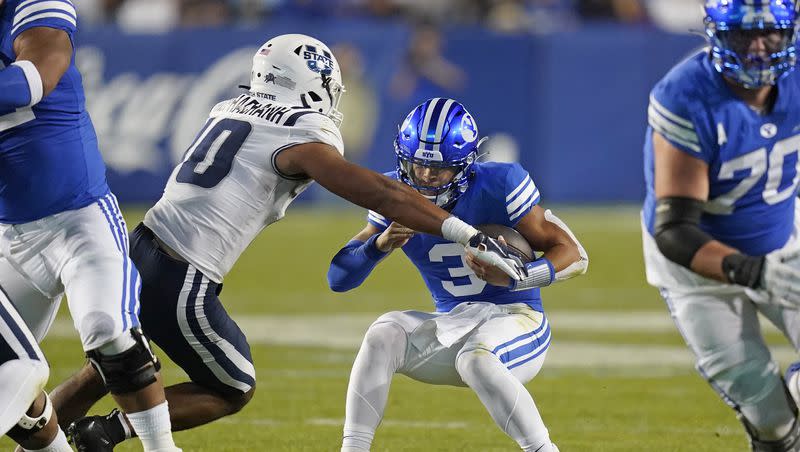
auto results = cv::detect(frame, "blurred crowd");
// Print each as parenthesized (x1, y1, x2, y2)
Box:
(74, 0, 703, 34)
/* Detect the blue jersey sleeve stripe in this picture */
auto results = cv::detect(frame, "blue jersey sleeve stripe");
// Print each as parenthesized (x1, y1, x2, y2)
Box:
(647, 106, 699, 144)
(649, 94, 694, 130)
(506, 179, 536, 213)
(509, 192, 539, 221)
(505, 174, 532, 202)
(11, 11, 77, 36)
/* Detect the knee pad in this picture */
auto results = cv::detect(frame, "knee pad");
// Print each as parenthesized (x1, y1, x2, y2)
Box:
(7, 391, 53, 438)
(361, 319, 408, 370)
(86, 328, 161, 395)
(364, 320, 407, 350)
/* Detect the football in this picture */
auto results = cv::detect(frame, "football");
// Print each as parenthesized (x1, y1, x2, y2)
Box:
(477, 224, 534, 262)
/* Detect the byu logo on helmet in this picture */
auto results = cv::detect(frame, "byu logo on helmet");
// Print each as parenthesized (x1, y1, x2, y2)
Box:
(460, 114, 478, 145)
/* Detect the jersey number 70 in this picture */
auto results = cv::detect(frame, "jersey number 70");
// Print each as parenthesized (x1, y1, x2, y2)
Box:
(706, 134, 800, 215)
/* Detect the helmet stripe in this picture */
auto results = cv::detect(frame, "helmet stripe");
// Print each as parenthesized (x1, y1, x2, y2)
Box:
(419, 97, 442, 150)
(431, 98, 456, 153)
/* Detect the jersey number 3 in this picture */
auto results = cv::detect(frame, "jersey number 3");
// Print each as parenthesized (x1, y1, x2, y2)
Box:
(177, 118, 252, 188)
(707, 134, 800, 215)
(429, 243, 487, 297)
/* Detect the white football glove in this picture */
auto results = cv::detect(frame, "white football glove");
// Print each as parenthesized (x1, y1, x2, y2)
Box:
(465, 233, 525, 281)
(762, 246, 800, 308)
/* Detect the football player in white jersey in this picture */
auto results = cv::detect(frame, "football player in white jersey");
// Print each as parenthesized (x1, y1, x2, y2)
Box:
(46, 34, 527, 449)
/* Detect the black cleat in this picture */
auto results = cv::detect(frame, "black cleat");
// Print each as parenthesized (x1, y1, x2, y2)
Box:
(67, 409, 126, 452)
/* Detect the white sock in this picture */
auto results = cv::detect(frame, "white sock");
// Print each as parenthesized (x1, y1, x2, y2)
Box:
(456, 348, 551, 451)
(342, 321, 407, 452)
(126, 401, 181, 452)
(23, 428, 72, 452)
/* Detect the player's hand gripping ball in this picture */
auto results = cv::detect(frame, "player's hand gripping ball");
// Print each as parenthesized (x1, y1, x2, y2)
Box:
(465, 224, 532, 287)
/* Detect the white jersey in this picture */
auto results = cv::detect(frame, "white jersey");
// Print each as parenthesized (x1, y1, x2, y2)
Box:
(144, 94, 344, 283)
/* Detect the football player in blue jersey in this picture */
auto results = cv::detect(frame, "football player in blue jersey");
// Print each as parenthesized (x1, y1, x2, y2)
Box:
(328, 98, 589, 452)
(0, 1, 181, 451)
(642, 1, 800, 450)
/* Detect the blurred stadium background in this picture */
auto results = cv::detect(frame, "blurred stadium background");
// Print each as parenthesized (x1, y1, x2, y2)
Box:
(4, 1, 796, 450)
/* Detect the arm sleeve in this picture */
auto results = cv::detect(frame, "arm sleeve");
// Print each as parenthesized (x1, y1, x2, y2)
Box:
(327, 234, 388, 292)
(503, 163, 540, 226)
(648, 82, 713, 163)
(10, 0, 77, 41)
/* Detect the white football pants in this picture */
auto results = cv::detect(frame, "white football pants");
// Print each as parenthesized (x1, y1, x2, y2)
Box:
(643, 207, 800, 440)
(342, 302, 554, 452)
(0, 193, 141, 351)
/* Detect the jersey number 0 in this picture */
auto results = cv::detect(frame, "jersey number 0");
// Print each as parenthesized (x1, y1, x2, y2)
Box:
(177, 118, 253, 188)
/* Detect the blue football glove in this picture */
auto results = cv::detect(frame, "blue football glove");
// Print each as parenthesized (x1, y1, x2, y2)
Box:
(465, 233, 525, 281)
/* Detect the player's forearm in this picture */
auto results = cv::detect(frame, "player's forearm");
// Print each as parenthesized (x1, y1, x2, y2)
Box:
(369, 176, 450, 237)
(655, 197, 759, 286)
(541, 242, 581, 272)
(0, 63, 41, 110)
(327, 236, 387, 292)
(689, 241, 741, 282)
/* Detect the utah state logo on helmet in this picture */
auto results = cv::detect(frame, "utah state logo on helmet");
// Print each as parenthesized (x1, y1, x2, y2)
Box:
(395, 98, 481, 207)
(248, 34, 345, 127)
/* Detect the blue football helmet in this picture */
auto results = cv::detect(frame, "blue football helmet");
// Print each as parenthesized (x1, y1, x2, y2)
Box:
(705, 0, 798, 88)
(395, 98, 481, 207)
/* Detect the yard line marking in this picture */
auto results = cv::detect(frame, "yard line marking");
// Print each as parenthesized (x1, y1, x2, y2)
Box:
(307, 418, 469, 429)
(43, 312, 796, 371)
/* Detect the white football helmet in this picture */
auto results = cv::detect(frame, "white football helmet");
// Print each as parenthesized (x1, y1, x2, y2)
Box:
(248, 33, 345, 127)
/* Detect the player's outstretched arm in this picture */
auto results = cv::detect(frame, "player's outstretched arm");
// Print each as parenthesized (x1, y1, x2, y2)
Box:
(653, 132, 800, 304)
(276, 142, 525, 280)
(327, 223, 412, 292)
(276, 142, 449, 235)
(0, 28, 72, 110)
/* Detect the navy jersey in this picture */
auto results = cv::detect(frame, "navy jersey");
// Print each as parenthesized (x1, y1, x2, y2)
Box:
(0, 0, 108, 223)
(368, 161, 542, 313)
(643, 50, 800, 256)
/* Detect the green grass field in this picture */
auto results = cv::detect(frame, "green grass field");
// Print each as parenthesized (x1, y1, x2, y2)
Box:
(1, 206, 789, 451)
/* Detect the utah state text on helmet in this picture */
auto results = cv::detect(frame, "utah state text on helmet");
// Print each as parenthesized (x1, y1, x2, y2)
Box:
(248, 34, 345, 127)
(704, 0, 798, 88)
(394, 98, 481, 208)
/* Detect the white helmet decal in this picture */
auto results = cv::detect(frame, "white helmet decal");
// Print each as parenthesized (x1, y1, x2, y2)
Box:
(248, 34, 345, 127)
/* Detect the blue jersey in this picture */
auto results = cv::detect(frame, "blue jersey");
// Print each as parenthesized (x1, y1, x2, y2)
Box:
(0, 0, 108, 223)
(368, 161, 543, 313)
(643, 50, 800, 256)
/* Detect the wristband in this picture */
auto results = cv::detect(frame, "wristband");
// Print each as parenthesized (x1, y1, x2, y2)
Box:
(511, 258, 555, 291)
